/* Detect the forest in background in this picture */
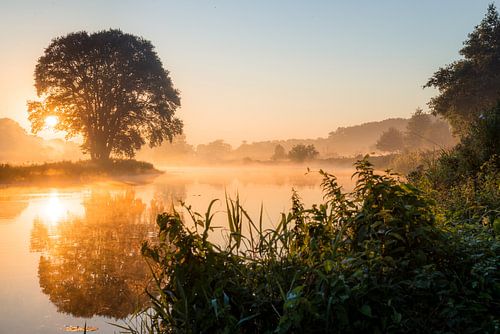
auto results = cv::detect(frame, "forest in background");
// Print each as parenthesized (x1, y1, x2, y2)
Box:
(0, 112, 455, 166)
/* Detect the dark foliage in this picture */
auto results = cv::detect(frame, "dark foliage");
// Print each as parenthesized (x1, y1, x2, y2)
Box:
(28, 29, 182, 161)
(425, 4, 500, 135)
(123, 159, 499, 333)
(375, 127, 405, 153)
(288, 144, 319, 162)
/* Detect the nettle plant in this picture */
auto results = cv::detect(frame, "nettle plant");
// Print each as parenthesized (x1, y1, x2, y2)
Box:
(122, 159, 499, 334)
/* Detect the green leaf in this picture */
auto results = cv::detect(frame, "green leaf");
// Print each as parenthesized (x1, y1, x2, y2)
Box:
(360, 304, 372, 317)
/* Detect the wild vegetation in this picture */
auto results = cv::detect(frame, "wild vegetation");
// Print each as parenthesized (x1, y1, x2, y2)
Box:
(0, 159, 159, 184)
(120, 152, 498, 333)
(114, 5, 500, 333)
(425, 4, 500, 136)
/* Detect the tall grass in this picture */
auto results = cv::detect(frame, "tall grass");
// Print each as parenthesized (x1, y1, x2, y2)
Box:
(117, 158, 499, 333)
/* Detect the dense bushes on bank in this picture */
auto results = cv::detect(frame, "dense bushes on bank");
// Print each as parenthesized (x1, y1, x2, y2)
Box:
(121, 157, 499, 333)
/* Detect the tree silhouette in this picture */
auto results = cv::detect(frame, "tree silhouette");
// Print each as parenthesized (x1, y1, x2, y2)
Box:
(425, 4, 500, 136)
(28, 29, 182, 161)
(271, 144, 287, 160)
(288, 144, 318, 162)
(376, 127, 404, 153)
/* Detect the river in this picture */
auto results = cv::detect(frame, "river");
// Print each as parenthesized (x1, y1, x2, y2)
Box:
(0, 165, 355, 333)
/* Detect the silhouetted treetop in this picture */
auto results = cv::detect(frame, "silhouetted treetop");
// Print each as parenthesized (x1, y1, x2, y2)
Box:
(28, 29, 182, 161)
(376, 127, 404, 153)
(425, 4, 500, 135)
(288, 144, 318, 162)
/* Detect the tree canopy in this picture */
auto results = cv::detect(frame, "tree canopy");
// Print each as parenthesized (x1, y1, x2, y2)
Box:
(404, 108, 456, 150)
(271, 144, 287, 161)
(288, 144, 319, 162)
(376, 127, 404, 153)
(28, 29, 182, 161)
(425, 4, 500, 136)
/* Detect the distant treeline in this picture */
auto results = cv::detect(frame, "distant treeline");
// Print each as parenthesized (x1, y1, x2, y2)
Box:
(1, 113, 455, 165)
(138, 113, 455, 164)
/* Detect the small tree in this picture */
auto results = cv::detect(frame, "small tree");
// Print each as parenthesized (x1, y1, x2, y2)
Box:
(28, 29, 182, 161)
(288, 144, 319, 162)
(405, 108, 433, 148)
(271, 144, 287, 160)
(376, 127, 404, 153)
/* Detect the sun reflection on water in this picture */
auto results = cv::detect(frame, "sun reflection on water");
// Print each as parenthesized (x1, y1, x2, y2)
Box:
(41, 191, 67, 226)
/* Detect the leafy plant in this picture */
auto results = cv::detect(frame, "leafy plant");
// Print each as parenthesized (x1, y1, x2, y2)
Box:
(120, 158, 499, 333)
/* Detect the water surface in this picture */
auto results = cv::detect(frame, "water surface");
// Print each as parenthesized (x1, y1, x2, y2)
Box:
(0, 165, 355, 333)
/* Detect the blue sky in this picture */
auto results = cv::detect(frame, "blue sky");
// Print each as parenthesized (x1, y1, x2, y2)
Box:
(0, 0, 497, 145)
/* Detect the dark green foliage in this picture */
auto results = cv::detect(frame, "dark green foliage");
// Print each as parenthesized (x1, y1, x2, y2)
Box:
(409, 103, 500, 221)
(425, 4, 500, 135)
(126, 159, 499, 333)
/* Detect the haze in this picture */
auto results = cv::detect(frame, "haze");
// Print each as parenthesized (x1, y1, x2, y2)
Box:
(0, 0, 496, 146)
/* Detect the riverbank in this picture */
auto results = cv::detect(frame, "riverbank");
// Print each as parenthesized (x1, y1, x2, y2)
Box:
(0, 159, 162, 185)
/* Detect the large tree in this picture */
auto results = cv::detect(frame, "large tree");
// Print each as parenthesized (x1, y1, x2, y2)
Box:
(425, 4, 500, 136)
(28, 29, 182, 161)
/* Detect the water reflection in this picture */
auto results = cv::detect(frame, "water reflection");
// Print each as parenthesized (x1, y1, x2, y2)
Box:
(41, 190, 68, 225)
(30, 189, 167, 319)
(0, 190, 29, 220)
(0, 199, 28, 220)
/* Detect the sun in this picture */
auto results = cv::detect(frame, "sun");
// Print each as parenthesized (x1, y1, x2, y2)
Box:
(45, 115, 58, 128)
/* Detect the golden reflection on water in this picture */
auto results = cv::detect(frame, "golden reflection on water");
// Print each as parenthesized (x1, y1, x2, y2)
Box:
(30, 189, 169, 319)
(40, 190, 67, 226)
(1, 166, 356, 327)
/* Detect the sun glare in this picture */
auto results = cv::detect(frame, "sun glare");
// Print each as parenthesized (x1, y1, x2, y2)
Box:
(45, 115, 58, 128)
(41, 191, 67, 226)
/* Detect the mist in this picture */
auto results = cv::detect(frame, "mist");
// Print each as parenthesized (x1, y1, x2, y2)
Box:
(0, 118, 82, 164)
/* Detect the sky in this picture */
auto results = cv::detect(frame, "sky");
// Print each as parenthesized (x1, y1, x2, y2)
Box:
(0, 0, 498, 146)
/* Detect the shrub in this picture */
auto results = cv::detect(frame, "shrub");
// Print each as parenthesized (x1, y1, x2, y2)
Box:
(121, 159, 500, 333)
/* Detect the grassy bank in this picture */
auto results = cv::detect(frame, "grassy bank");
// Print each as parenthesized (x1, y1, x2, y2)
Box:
(0, 159, 161, 185)
(116, 158, 498, 334)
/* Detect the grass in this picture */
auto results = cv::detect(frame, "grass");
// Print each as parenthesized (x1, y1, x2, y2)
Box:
(0, 159, 161, 184)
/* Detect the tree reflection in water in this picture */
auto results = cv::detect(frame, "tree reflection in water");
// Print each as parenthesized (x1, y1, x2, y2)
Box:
(30, 189, 174, 319)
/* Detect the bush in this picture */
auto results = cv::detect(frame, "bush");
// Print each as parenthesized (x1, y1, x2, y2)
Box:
(408, 104, 500, 223)
(121, 159, 499, 333)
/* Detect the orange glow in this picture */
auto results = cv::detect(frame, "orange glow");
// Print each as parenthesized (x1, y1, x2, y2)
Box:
(41, 191, 67, 226)
(45, 115, 58, 128)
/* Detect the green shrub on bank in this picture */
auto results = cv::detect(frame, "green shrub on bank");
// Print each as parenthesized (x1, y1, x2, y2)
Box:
(121, 159, 499, 333)
(408, 104, 500, 223)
